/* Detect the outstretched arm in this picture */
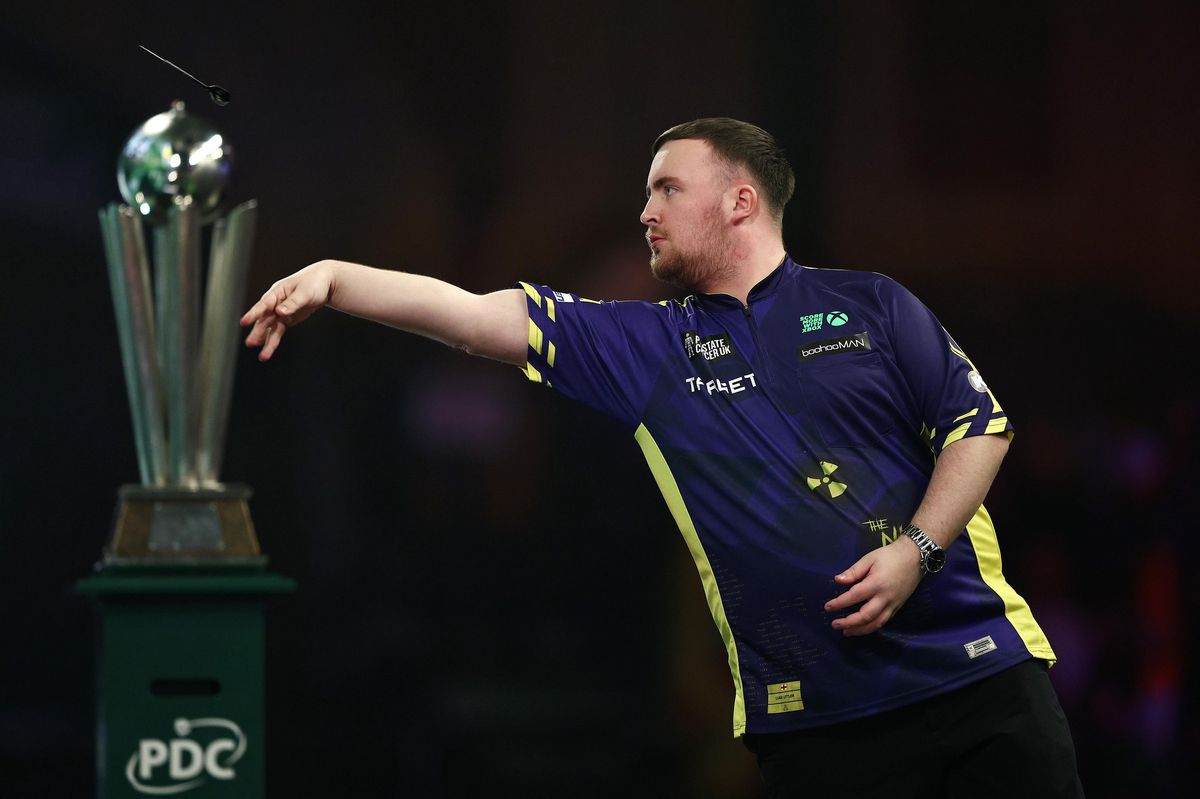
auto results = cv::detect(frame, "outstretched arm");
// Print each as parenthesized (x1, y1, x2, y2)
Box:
(240, 259, 528, 365)
(823, 432, 1010, 636)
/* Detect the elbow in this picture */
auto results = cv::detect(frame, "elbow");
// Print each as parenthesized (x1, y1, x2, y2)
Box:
(458, 316, 504, 362)
(459, 315, 486, 358)
(462, 289, 529, 366)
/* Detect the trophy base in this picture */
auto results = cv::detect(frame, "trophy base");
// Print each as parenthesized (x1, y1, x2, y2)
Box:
(103, 483, 266, 568)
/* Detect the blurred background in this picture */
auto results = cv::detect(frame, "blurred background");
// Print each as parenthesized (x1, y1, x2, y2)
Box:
(2, 1, 1196, 796)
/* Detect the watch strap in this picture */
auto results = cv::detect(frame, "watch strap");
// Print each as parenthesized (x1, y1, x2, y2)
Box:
(901, 523, 946, 575)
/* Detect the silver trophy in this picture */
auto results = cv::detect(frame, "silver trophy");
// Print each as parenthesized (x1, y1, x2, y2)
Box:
(99, 101, 261, 564)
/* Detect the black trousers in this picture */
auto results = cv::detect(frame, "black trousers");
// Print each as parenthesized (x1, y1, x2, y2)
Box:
(742, 660, 1084, 799)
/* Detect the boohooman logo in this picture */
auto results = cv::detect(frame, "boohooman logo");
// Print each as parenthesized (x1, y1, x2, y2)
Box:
(796, 332, 872, 361)
(125, 717, 246, 795)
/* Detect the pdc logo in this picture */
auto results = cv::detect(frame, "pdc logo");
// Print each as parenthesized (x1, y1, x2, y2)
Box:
(126, 717, 246, 795)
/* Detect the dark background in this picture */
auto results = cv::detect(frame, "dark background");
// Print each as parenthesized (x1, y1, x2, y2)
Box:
(2, 2, 1197, 796)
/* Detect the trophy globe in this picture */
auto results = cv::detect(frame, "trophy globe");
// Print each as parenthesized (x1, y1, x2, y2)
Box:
(117, 100, 233, 223)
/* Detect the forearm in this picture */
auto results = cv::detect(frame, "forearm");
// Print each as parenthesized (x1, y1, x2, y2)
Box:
(325, 260, 476, 346)
(322, 260, 527, 364)
(910, 433, 1010, 548)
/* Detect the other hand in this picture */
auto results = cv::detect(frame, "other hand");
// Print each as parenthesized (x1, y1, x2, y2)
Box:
(240, 261, 335, 361)
(824, 537, 922, 636)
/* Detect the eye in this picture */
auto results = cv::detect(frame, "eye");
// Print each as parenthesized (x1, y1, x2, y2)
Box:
(664, 185, 678, 196)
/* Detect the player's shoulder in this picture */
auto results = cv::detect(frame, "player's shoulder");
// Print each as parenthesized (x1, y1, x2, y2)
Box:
(800, 262, 902, 289)
(798, 263, 915, 305)
(518, 280, 688, 326)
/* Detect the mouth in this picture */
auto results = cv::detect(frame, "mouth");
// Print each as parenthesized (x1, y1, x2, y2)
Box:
(647, 234, 665, 248)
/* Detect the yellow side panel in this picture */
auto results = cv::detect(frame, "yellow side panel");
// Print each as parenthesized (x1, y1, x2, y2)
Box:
(965, 505, 1057, 664)
(634, 424, 747, 737)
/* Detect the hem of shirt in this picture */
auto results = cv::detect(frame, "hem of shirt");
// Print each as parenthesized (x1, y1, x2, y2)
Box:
(736, 650, 1047, 737)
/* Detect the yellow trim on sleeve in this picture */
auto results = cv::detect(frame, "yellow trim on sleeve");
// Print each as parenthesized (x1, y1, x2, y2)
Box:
(942, 421, 973, 449)
(985, 416, 1009, 435)
(521, 362, 543, 383)
(547, 341, 556, 368)
(546, 296, 556, 322)
(953, 408, 979, 423)
(965, 505, 1057, 664)
(580, 297, 602, 304)
(528, 319, 544, 355)
(634, 424, 747, 737)
(520, 281, 542, 307)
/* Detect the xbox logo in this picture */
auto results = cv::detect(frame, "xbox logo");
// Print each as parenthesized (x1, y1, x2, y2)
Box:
(826, 311, 848, 326)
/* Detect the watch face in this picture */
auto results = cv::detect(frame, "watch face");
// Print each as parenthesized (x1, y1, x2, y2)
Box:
(925, 548, 948, 573)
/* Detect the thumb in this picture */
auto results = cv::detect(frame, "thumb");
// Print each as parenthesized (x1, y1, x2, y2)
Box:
(276, 283, 313, 317)
(835, 553, 874, 584)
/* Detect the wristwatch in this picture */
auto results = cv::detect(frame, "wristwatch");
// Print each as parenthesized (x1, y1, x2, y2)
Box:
(902, 523, 947, 576)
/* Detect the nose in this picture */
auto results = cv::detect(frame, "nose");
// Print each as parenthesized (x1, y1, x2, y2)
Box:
(640, 196, 660, 226)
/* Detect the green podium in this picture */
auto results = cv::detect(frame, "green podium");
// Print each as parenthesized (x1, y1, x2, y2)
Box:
(78, 564, 293, 798)
(78, 486, 294, 798)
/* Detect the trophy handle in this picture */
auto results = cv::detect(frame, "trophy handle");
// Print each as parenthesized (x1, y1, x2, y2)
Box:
(100, 205, 168, 486)
(196, 200, 258, 485)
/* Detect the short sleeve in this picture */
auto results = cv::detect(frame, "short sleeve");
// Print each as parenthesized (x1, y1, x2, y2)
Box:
(514, 281, 667, 429)
(882, 278, 1013, 452)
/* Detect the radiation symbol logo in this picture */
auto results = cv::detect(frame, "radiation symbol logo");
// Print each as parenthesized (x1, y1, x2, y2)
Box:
(806, 461, 848, 498)
(826, 311, 848, 327)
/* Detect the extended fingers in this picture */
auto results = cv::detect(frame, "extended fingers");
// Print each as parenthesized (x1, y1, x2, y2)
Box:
(824, 581, 872, 612)
(244, 313, 276, 347)
(241, 286, 284, 327)
(258, 320, 287, 361)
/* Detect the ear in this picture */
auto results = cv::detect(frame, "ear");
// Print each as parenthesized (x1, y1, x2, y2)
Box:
(729, 182, 758, 225)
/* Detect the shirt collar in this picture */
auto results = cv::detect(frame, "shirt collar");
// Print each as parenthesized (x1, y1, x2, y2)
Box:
(691, 254, 795, 310)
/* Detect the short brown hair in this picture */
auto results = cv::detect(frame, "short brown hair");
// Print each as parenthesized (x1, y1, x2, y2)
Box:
(653, 118, 795, 223)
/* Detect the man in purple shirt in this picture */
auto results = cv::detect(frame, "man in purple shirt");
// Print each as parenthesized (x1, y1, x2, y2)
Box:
(243, 118, 1083, 798)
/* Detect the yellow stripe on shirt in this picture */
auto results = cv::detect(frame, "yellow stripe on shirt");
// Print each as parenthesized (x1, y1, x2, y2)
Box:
(634, 423, 747, 737)
(528, 319, 544, 355)
(520, 281, 542, 307)
(965, 505, 1057, 664)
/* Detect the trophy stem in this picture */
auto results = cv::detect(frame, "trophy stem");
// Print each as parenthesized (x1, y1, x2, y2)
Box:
(196, 200, 258, 485)
(154, 199, 202, 486)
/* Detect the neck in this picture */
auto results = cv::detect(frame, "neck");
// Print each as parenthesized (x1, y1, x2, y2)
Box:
(702, 235, 787, 304)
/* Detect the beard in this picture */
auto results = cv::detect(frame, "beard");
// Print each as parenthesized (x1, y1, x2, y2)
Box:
(648, 206, 736, 293)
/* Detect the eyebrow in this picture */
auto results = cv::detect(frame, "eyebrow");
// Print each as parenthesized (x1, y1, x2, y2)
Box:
(645, 175, 681, 198)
